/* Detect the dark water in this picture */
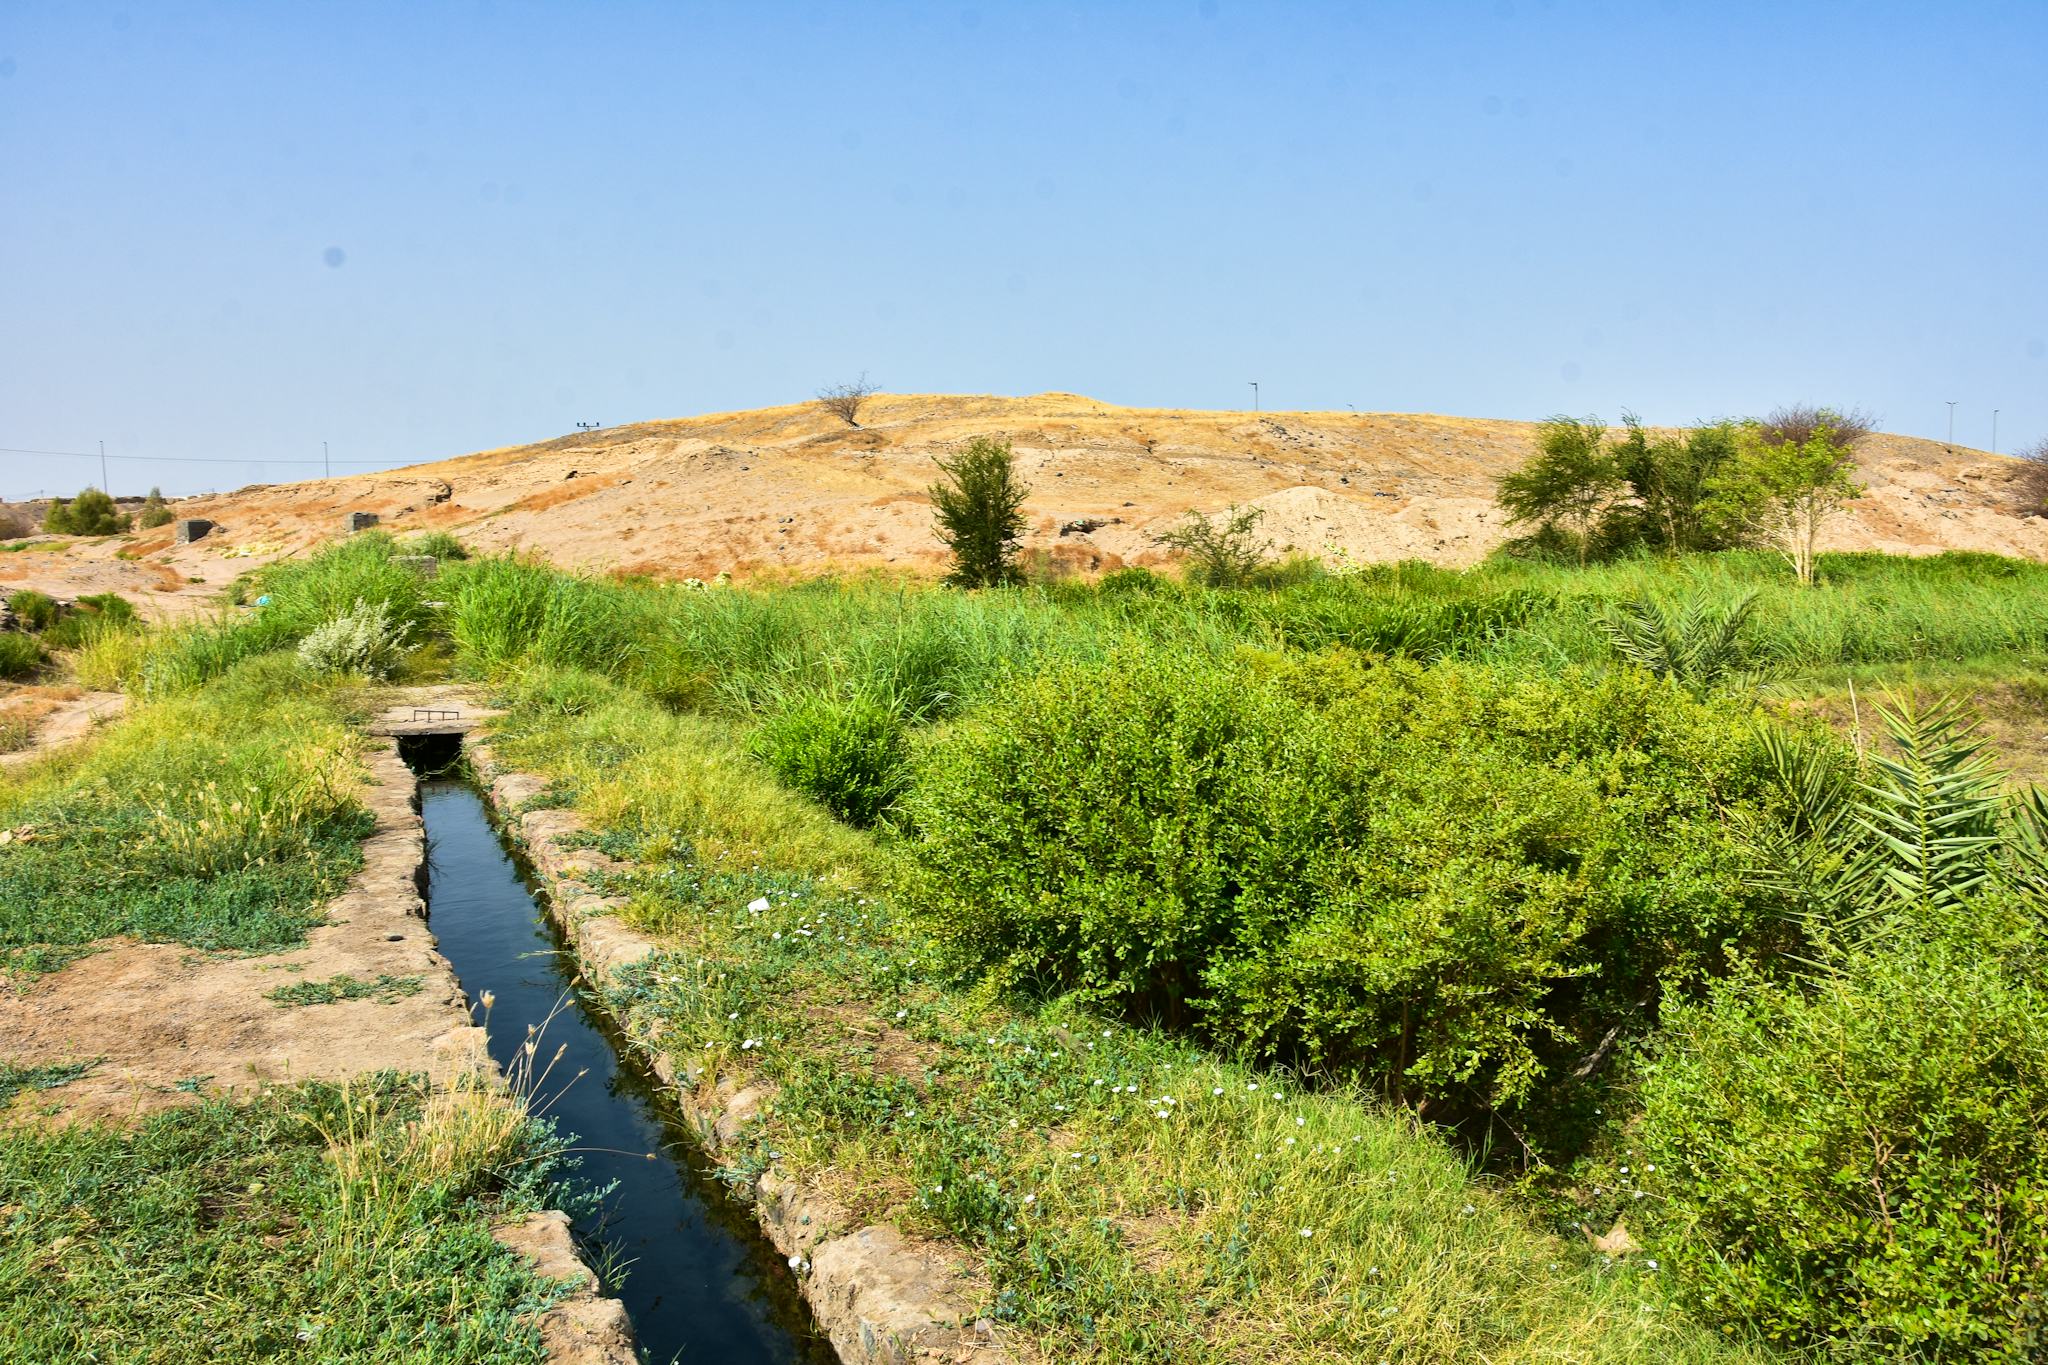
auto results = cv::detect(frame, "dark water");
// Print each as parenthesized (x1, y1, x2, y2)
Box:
(417, 777, 830, 1365)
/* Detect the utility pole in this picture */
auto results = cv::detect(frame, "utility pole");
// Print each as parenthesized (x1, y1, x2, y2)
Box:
(98, 440, 108, 494)
(1249, 382, 1259, 413)
(1992, 410, 1999, 455)
(1946, 401, 1958, 450)
(323, 441, 330, 478)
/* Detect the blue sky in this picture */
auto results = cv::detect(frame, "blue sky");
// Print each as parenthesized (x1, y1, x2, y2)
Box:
(2, 0, 2043, 498)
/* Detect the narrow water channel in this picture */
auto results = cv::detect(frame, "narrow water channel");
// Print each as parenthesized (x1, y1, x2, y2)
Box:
(414, 771, 831, 1365)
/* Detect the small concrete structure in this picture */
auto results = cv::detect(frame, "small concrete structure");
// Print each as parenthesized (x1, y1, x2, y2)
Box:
(394, 554, 439, 579)
(172, 517, 214, 545)
(344, 511, 381, 533)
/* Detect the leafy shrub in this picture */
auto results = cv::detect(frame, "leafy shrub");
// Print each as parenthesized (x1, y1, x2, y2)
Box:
(1153, 504, 1272, 587)
(0, 632, 42, 680)
(402, 530, 470, 561)
(751, 689, 910, 826)
(901, 650, 1775, 1118)
(249, 532, 437, 647)
(43, 593, 138, 650)
(44, 488, 130, 536)
(931, 437, 1030, 588)
(1634, 914, 2048, 1359)
(6, 589, 59, 631)
(295, 599, 416, 679)
(136, 487, 173, 529)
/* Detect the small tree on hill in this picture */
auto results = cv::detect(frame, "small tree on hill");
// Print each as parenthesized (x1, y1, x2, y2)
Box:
(2013, 438, 2048, 518)
(44, 487, 129, 536)
(931, 437, 1029, 587)
(1706, 406, 1870, 586)
(817, 373, 878, 428)
(1154, 504, 1272, 587)
(1496, 415, 1622, 564)
(137, 486, 173, 529)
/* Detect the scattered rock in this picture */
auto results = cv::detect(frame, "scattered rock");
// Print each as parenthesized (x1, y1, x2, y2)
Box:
(494, 1210, 637, 1365)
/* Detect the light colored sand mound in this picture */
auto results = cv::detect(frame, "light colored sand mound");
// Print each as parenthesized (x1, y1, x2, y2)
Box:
(4, 393, 2042, 610)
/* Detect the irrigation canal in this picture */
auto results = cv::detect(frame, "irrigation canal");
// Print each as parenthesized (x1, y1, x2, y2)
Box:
(416, 772, 832, 1364)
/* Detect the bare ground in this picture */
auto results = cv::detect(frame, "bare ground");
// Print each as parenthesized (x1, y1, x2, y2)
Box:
(0, 688, 126, 772)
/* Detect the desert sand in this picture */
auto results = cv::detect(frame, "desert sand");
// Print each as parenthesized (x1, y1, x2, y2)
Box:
(4, 393, 2042, 612)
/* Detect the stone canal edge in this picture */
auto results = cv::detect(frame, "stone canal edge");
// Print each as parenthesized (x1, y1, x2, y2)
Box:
(470, 740, 1020, 1365)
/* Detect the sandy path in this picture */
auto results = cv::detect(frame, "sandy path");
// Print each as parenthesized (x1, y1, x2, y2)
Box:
(0, 689, 125, 773)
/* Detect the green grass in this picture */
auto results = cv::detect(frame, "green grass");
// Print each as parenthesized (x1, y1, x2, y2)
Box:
(0, 1075, 573, 1363)
(0, 654, 373, 972)
(0, 1059, 99, 1107)
(266, 973, 425, 1007)
(434, 548, 2048, 714)
(488, 672, 1759, 1364)
(0, 633, 42, 681)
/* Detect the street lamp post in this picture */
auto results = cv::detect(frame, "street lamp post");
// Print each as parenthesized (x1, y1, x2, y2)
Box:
(1946, 401, 1958, 449)
(1249, 382, 1259, 413)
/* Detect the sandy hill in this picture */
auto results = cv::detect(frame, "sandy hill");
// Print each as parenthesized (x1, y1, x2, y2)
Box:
(6, 393, 2044, 614)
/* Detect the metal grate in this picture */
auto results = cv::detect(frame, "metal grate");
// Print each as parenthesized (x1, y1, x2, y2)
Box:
(412, 708, 461, 722)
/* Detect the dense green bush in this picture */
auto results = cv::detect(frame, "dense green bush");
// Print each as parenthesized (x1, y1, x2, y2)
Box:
(43, 592, 138, 650)
(0, 632, 41, 680)
(750, 689, 910, 826)
(135, 486, 173, 529)
(249, 532, 438, 647)
(901, 650, 1777, 1116)
(1634, 910, 2048, 1360)
(6, 589, 59, 631)
(43, 487, 129, 536)
(401, 529, 470, 560)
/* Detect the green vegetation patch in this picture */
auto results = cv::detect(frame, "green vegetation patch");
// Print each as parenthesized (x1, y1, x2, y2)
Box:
(0, 1059, 100, 1107)
(902, 649, 1783, 1131)
(492, 672, 1754, 1364)
(0, 1075, 571, 1363)
(0, 654, 373, 972)
(266, 973, 425, 1007)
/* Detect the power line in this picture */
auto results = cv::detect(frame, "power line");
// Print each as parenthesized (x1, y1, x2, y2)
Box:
(0, 446, 399, 467)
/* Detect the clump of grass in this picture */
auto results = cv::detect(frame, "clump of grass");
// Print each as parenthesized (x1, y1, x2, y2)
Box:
(69, 619, 149, 691)
(0, 1074, 574, 1361)
(0, 708, 36, 754)
(0, 633, 42, 681)
(267, 973, 425, 1007)
(4, 590, 60, 631)
(401, 530, 470, 561)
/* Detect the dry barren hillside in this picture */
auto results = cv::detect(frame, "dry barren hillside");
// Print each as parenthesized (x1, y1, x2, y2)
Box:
(7, 393, 2044, 613)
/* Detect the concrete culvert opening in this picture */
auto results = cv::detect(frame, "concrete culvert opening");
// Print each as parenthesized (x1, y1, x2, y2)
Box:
(396, 731, 463, 776)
